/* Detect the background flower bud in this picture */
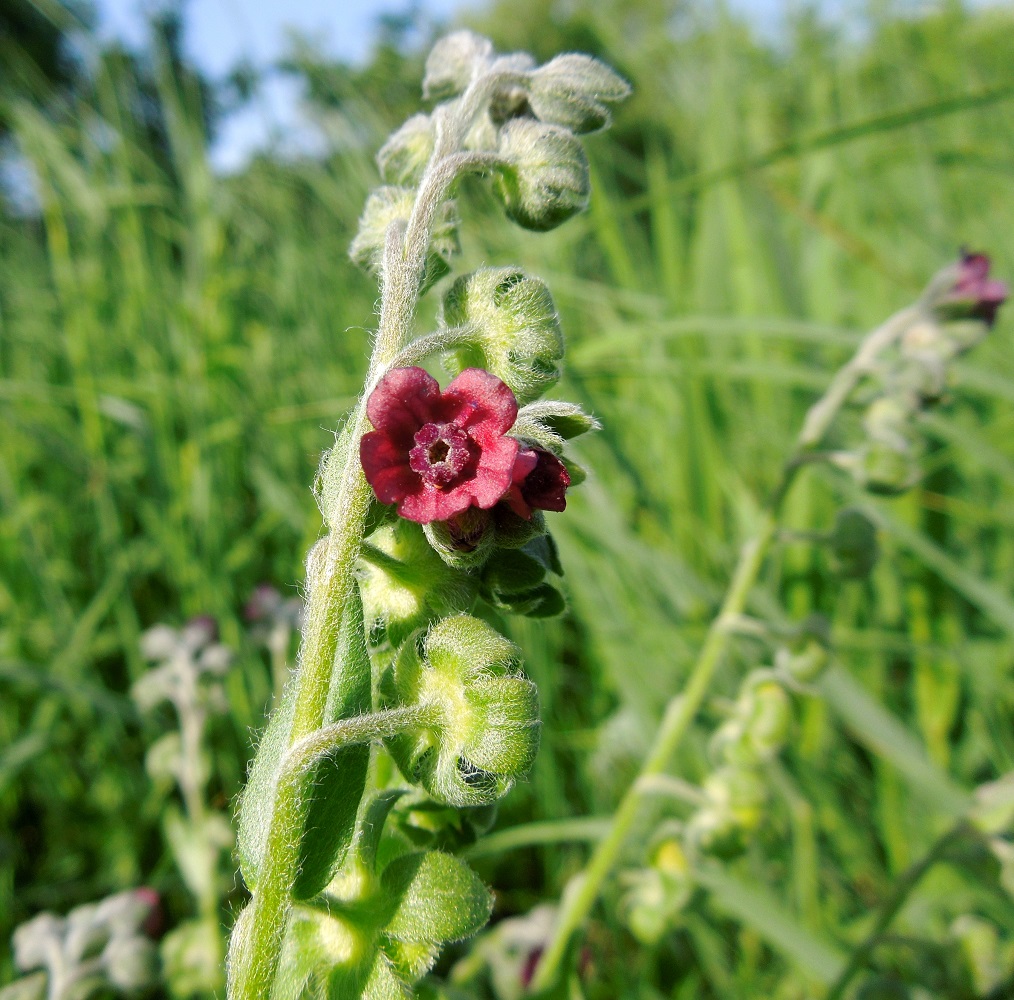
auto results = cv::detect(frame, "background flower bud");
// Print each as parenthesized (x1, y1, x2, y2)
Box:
(777, 638, 830, 684)
(528, 54, 631, 134)
(422, 31, 494, 100)
(442, 267, 564, 404)
(494, 120, 590, 232)
(376, 114, 435, 187)
(384, 615, 540, 807)
(349, 186, 460, 293)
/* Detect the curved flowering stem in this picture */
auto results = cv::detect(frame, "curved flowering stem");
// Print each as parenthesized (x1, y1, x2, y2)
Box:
(229, 704, 438, 1000)
(530, 299, 945, 991)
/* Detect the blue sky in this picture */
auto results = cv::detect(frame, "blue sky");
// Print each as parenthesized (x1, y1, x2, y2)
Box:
(93, 0, 480, 168)
(91, 0, 997, 170)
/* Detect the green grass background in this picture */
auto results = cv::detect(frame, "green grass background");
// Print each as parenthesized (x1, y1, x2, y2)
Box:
(3, 0, 1014, 995)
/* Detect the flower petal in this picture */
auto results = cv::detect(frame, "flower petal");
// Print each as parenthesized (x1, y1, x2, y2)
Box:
(361, 431, 419, 504)
(446, 368, 519, 441)
(471, 434, 521, 508)
(366, 366, 442, 445)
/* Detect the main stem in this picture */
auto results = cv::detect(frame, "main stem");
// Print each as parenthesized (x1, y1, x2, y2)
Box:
(531, 304, 916, 991)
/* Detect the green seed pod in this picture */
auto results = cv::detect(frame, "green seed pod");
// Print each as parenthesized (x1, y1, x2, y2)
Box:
(377, 114, 435, 188)
(384, 615, 540, 807)
(829, 507, 879, 580)
(359, 520, 478, 647)
(443, 267, 564, 404)
(494, 120, 590, 232)
(528, 53, 631, 134)
(422, 31, 494, 101)
(349, 186, 460, 294)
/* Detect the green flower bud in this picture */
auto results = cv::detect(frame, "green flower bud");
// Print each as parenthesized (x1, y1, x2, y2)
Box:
(349, 186, 460, 294)
(443, 267, 564, 404)
(686, 808, 745, 860)
(619, 843, 691, 947)
(741, 680, 792, 760)
(423, 508, 497, 570)
(359, 520, 478, 647)
(777, 638, 829, 684)
(528, 54, 631, 134)
(494, 120, 590, 232)
(377, 114, 435, 187)
(942, 318, 990, 353)
(829, 507, 879, 580)
(384, 615, 540, 807)
(514, 400, 600, 448)
(703, 766, 767, 834)
(102, 937, 160, 992)
(859, 438, 921, 496)
(422, 31, 494, 100)
(858, 397, 921, 494)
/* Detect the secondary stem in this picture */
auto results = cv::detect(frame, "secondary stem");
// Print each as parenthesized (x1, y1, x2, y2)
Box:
(531, 303, 918, 992)
(824, 822, 970, 1000)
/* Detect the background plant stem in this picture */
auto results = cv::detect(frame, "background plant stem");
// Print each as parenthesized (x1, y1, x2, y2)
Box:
(532, 305, 916, 991)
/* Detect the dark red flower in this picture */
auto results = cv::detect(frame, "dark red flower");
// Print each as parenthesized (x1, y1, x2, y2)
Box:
(504, 446, 571, 519)
(941, 252, 1008, 327)
(360, 366, 521, 523)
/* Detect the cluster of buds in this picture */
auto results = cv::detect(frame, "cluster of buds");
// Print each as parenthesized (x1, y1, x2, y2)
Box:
(844, 253, 1007, 494)
(681, 671, 795, 859)
(132, 619, 232, 812)
(2, 890, 160, 1000)
(619, 831, 692, 946)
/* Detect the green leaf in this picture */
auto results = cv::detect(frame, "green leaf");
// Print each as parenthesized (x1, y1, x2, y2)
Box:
(237, 586, 373, 896)
(381, 851, 493, 945)
(293, 585, 374, 899)
(362, 954, 409, 1000)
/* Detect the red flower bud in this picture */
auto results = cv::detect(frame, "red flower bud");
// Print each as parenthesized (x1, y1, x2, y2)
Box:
(940, 252, 1008, 328)
(504, 447, 571, 519)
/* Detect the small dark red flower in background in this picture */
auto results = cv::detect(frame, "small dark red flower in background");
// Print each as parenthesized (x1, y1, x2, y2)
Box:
(361, 366, 521, 523)
(941, 252, 1008, 327)
(505, 447, 571, 519)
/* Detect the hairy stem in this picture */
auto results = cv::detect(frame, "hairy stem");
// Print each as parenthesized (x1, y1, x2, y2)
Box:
(531, 303, 920, 991)
(229, 705, 438, 1000)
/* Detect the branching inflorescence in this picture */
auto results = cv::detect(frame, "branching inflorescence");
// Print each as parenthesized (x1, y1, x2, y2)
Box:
(226, 31, 629, 1000)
